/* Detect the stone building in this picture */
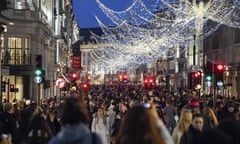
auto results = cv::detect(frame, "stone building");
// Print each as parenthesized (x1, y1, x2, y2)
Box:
(0, 0, 78, 103)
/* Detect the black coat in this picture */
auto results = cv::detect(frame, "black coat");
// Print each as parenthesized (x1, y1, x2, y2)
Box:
(180, 125, 202, 144)
(0, 112, 18, 142)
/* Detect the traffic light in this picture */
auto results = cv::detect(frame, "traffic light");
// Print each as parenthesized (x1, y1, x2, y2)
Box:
(205, 75, 212, 81)
(214, 64, 224, 86)
(10, 84, 14, 92)
(118, 74, 128, 83)
(122, 74, 128, 83)
(71, 72, 78, 81)
(35, 69, 43, 76)
(143, 76, 155, 90)
(215, 64, 224, 72)
(1, 81, 6, 92)
(35, 55, 42, 69)
(191, 71, 202, 90)
(34, 55, 44, 77)
(81, 82, 90, 91)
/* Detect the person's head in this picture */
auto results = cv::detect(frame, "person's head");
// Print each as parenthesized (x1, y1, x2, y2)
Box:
(119, 101, 127, 113)
(178, 109, 192, 132)
(192, 113, 204, 131)
(61, 96, 89, 125)
(49, 101, 56, 109)
(115, 104, 165, 144)
(202, 106, 215, 119)
(97, 108, 105, 116)
(227, 103, 235, 112)
(3, 102, 13, 113)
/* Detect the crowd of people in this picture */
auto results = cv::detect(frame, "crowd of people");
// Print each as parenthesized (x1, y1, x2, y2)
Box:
(0, 84, 239, 144)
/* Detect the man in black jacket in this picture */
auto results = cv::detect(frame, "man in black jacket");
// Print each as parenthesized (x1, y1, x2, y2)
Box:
(180, 113, 204, 144)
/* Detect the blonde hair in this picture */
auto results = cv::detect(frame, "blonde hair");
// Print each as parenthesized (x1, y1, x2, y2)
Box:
(178, 109, 192, 132)
(172, 109, 192, 144)
(202, 106, 219, 127)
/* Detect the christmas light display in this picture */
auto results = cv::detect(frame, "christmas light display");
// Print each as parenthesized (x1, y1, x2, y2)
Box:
(85, 0, 240, 72)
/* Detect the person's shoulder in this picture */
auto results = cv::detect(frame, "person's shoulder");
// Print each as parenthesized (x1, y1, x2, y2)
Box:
(48, 136, 62, 144)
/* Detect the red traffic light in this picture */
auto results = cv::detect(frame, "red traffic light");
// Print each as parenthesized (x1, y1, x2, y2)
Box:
(83, 83, 88, 88)
(81, 83, 90, 91)
(118, 74, 128, 82)
(10, 84, 14, 89)
(149, 78, 154, 83)
(144, 77, 155, 85)
(144, 78, 149, 84)
(193, 71, 201, 78)
(72, 73, 77, 78)
(123, 74, 128, 80)
(216, 64, 224, 71)
(10, 84, 15, 92)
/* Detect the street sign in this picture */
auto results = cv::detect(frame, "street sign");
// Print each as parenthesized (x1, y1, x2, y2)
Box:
(33, 76, 42, 84)
(55, 78, 66, 89)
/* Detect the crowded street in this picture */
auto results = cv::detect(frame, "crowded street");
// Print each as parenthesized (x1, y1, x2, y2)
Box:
(1, 0, 240, 143)
(0, 84, 240, 144)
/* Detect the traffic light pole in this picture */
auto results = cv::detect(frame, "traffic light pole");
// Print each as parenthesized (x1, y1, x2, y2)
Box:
(212, 64, 216, 108)
(37, 83, 40, 106)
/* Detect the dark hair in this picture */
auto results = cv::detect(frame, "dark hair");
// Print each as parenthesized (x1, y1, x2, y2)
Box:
(61, 96, 89, 125)
(192, 113, 203, 119)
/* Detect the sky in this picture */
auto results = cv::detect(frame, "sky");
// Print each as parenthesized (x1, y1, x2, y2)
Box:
(72, 0, 135, 28)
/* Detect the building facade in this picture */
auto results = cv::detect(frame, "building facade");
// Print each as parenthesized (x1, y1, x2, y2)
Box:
(0, 0, 78, 103)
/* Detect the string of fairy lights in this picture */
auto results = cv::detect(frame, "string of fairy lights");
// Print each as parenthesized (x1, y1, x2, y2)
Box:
(86, 0, 240, 73)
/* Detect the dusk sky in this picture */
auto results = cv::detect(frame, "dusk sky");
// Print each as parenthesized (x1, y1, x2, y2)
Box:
(72, 0, 135, 28)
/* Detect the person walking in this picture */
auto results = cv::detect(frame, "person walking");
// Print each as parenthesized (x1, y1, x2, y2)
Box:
(0, 102, 18, 144)
(180, 113, 204, 144)
(49, 96, 102, 144)
(92, 107, 110, 144)
(172, 109, 192, 144)
(115, 103, 174, 144)
(164, 99, 177, 133)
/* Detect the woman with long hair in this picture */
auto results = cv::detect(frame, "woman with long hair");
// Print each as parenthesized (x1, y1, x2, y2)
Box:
(91, 107, 110, 144)
(172, 109, 192, 144)
(202, 106, 219, 129)
(115, 103, 173, 144)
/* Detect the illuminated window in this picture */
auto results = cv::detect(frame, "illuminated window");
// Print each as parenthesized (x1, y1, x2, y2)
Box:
(7, 36, 30, 65)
